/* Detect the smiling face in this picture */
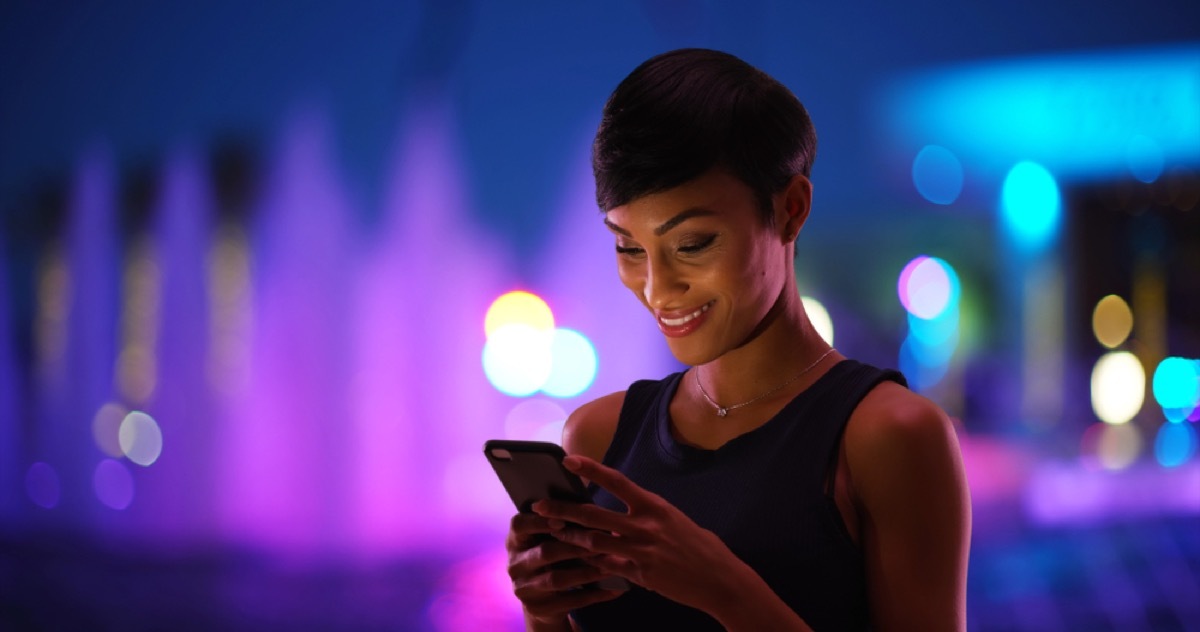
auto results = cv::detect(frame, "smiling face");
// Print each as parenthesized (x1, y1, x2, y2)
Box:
(604, 168, 809, 366)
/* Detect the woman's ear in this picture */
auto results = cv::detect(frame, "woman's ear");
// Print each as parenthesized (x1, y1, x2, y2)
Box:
(776, 174, 812, 243)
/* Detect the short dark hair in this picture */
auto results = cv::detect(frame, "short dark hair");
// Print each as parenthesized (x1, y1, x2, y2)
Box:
(592, 48, 817, 224)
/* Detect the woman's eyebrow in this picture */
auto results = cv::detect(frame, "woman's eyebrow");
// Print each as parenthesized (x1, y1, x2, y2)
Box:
(603, 207, 717, 238)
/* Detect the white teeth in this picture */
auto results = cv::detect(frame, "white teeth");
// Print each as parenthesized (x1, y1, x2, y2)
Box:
(660, 302, 711, 327)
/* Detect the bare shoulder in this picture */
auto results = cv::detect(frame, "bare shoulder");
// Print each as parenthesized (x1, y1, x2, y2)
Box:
(561, 390, 626, 463)
(845, 381, 962, 474)
(845, 380, 971, 629)
(844, 379, 970, 521)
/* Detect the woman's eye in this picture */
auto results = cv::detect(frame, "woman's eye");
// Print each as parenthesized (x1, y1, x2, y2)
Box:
(679, 234, 716, 253)
(615, 244, 644, 257)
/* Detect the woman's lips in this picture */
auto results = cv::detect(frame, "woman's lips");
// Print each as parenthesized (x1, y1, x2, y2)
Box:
(656, 301, 713, 338)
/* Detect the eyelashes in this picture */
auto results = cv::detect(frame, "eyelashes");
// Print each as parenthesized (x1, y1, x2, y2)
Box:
(678, 234, 717, 253)
(614, 234, 717, 257)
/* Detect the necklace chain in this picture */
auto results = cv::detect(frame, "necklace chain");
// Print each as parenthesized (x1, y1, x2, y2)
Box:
(695, 348, 836, 417)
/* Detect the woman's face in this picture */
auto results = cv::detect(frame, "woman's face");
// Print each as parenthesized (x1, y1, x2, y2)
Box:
(604, 168, 802, 366)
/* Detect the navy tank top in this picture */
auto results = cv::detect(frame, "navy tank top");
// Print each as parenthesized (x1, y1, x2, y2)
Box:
(570, 359, 905, 631)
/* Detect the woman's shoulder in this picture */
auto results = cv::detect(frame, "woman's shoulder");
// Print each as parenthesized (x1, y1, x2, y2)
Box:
(561, 391, 627, 463)
(845, 381, 961, 473)
(843, 378, 969, 522)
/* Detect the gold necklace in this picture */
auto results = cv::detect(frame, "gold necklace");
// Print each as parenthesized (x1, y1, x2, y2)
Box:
(695, 348, 836, 417)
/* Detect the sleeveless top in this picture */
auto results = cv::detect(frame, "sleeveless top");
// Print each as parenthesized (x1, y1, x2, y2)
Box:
(570, 359, 905, 631)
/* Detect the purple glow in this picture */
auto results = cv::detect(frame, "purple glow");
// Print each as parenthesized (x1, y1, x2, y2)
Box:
(426, 549, 524, 631)
(1024, 460, 1200, 525)
(8, 102, 696, 560)
(350, 101, 511, 553)
(47, 145, 119, 522)
(218, 108, 357, 555)
(25, 462, 61, 509)
(142, 148, 216, 539)
(93, 458, 134, 510)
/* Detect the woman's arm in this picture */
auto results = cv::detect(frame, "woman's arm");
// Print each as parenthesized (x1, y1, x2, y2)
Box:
(848, 382, 972, 630)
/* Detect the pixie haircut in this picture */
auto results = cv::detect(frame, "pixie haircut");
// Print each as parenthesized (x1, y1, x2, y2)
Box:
(593, 48, 817, 224)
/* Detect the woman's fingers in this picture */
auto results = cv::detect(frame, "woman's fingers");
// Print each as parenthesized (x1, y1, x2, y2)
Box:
(562, 455, 652, 511)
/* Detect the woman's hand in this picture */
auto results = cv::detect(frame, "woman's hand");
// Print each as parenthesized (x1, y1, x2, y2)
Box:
(532, 455, 750, 615)
(505, 510, 627, 628)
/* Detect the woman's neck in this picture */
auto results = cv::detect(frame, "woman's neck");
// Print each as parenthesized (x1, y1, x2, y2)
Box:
(697, 283, 832, 405)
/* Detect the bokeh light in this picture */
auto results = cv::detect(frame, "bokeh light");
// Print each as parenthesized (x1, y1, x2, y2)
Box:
(25, 462, 60, 509)
(1090, 351, 1146, 424)
(484, 291, 554, 338)
(1126, 134, 1164, 184)
(898, 256, 958, 319)
(482, 323, 553, 397)
(1001, 161, 1060, 251)
(1091, 294, 1133, 349)
(1081, 422, 1143, 471)
(907, 308, 959, 351)
(1152, 357, 1200, 421)
(801, 296, 834, 345)
(118, 410, 164, 466)
(1154, 422, 1196, 467)
(911, 144, 964, 205)
(541, 328, 598, 398)
(897, 256, 961, 392)
(899, 336, 951, 391)
(504, 398, 568, 441)
(92, 401, 129, 458)
(93, 458, 135, 510)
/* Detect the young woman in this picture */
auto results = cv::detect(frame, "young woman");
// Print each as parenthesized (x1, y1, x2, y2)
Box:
(505, 48, 971, 631)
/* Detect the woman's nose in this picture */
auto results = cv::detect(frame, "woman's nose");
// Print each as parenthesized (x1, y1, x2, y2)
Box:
(643, 256, 686, 310)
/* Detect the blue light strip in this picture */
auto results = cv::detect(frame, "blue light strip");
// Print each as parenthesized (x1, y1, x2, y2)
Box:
(880, 44, 1200, 178)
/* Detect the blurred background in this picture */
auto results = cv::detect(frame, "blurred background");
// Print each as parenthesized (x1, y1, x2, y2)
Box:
(1, 1, 1198, 630)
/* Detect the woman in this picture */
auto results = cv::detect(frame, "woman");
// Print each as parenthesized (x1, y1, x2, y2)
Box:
(505, 48, 970, 631)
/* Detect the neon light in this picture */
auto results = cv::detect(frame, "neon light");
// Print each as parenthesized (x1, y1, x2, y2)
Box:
(881, 45, 1200, 176)
(1001, 161, 1060, 252)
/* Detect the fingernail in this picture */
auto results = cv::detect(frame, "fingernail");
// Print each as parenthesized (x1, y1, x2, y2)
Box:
(548, 518, 566, 530)
(562, 455, 581, 470)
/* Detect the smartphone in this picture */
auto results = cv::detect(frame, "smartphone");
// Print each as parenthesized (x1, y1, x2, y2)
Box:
(484, 439, 630, 592)
(483, 439, 591, 513)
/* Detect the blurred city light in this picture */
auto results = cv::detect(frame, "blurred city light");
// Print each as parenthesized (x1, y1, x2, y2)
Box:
(541, 328, 598, 398)
(1001, 161, 1061, 252)
(484, 290, 554, 338)
(898, 255, 958, 319)
(93, 458, 135, 510)
(881, 44, 1200, 177)
(1126, 134, 1165, 183)
(1152, 357, 1200, 422)
(1155, 422, 1197, 467)
(118, 411, 163, 467)
(1091, 294, 1133, 349)
(897, 256, 961, 392)
(482, 291, 599, 399)
(911, 144, 964, 205)
(482, 323, 553, 397)
(92, 402, 129, 458)
(1090, 351, 1146, 424)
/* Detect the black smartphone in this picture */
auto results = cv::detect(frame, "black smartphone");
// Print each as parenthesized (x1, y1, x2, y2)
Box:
(483, 439, 591, 513)
(484, 439, 630, 592)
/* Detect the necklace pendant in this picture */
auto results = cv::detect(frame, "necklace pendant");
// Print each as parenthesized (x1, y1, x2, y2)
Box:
(717, 407, 728, 417)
